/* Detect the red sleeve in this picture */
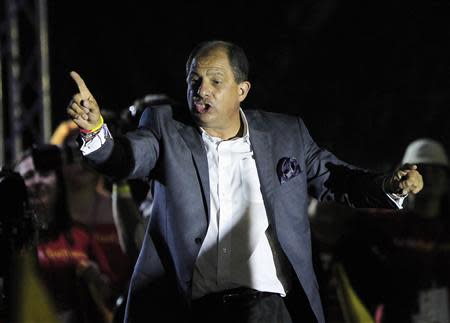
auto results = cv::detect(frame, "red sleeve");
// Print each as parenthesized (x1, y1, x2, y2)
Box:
(72, 225, 118, 286)
(89, 232, 118, 285)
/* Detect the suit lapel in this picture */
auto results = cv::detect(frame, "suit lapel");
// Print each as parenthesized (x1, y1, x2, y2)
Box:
(176, 122, 211, 223)
(174, 110, 277, 225)
(247, 111, 278, 208)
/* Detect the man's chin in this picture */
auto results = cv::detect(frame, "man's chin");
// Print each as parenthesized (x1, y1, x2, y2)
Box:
(31, 200, 48, 214)
(190, 110, 213, 126)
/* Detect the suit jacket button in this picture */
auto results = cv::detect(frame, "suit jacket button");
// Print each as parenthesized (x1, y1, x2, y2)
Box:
(195, 237, 202, 244)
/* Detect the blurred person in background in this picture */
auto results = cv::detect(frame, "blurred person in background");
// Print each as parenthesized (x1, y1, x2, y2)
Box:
(333, 138, 450, 323)
(51, 104, 160, 322)
(50, 115, 134, 296)
(402, 139, 449, 218)
(15, 144, 114, 323)
(0, 168, 38, 323)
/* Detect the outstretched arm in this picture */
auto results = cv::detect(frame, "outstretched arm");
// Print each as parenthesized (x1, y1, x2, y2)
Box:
(300, 118, 423, 208)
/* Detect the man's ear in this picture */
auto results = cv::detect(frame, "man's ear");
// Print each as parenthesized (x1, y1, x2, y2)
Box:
(238, 81, 251, 102)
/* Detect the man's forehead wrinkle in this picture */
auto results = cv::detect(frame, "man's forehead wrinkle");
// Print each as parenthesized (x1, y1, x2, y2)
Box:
(189, 66, 227, 80)
(191, 53, 228, 70)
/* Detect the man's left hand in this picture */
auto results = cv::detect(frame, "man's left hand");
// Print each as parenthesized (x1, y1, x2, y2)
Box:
(385, 164, 423, 195)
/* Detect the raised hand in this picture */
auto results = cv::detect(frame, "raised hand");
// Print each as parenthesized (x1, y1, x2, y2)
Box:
(67, 71, 103, 131)
(385, 164, 423, 195)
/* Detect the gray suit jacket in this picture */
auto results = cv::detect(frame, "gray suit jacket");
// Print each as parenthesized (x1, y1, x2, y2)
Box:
(85, 106, 395, 323)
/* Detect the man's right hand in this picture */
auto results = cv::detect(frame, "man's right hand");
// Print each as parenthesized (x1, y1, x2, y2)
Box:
(67, 71, 103, 131)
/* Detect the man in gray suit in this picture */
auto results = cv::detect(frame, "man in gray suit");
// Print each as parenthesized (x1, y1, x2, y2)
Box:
(67, 40, 423, 323)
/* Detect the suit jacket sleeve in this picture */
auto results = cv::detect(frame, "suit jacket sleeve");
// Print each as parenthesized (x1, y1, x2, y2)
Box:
(299, 118, 395, 208)
(83, 108, 160, 181)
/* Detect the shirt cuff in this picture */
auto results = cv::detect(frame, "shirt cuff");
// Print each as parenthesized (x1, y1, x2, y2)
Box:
(381, 176, 407, 209)
(79, 124, 112, 156)
(386, 193, 407, 209)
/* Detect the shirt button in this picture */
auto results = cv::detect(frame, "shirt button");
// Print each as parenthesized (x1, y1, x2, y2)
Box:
(222, 248, 228, 254)
(195, 237, 202, 244)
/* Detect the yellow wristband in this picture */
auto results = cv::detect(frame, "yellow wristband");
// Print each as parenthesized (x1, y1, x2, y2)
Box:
(113, 183, 132, 197)
(80, 115, 104, 134)
(91, 115, 104, 132)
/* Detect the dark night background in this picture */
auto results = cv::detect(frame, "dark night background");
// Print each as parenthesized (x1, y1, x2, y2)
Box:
(46, 0, 450, 171)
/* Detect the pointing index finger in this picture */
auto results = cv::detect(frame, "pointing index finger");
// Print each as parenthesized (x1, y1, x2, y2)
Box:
(70, 71, 92, 99)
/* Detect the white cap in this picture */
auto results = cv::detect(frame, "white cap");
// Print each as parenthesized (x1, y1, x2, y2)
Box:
(402, 138, 449, 167)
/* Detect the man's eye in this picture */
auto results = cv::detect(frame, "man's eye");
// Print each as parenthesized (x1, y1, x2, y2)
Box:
(189, 77, 199, 84)
(23, 172, 34, 180)
(39, 170, 52, 177)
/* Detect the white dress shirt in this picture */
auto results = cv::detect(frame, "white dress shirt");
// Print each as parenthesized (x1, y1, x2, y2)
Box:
(191, 110, 290, 299)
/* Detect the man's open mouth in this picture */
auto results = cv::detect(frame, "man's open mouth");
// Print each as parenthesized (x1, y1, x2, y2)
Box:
(194, 101, 212, 114)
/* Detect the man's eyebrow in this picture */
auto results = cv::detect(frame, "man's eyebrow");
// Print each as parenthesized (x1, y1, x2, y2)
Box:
(206, 69, 225, 77)
(188, 68, 225, 77)
(22, 170, 34, 178)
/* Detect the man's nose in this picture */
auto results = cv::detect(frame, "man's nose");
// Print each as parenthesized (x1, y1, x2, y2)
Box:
(27, 172, 42, 186)
(196, 79, 211, 98)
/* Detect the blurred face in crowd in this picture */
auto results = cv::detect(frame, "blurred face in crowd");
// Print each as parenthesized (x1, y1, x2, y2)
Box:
(62, 159, 98, 191)
(61, 132, 99, 190)
(16, 155, 57, 225)
(186, 47, 250, 138)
